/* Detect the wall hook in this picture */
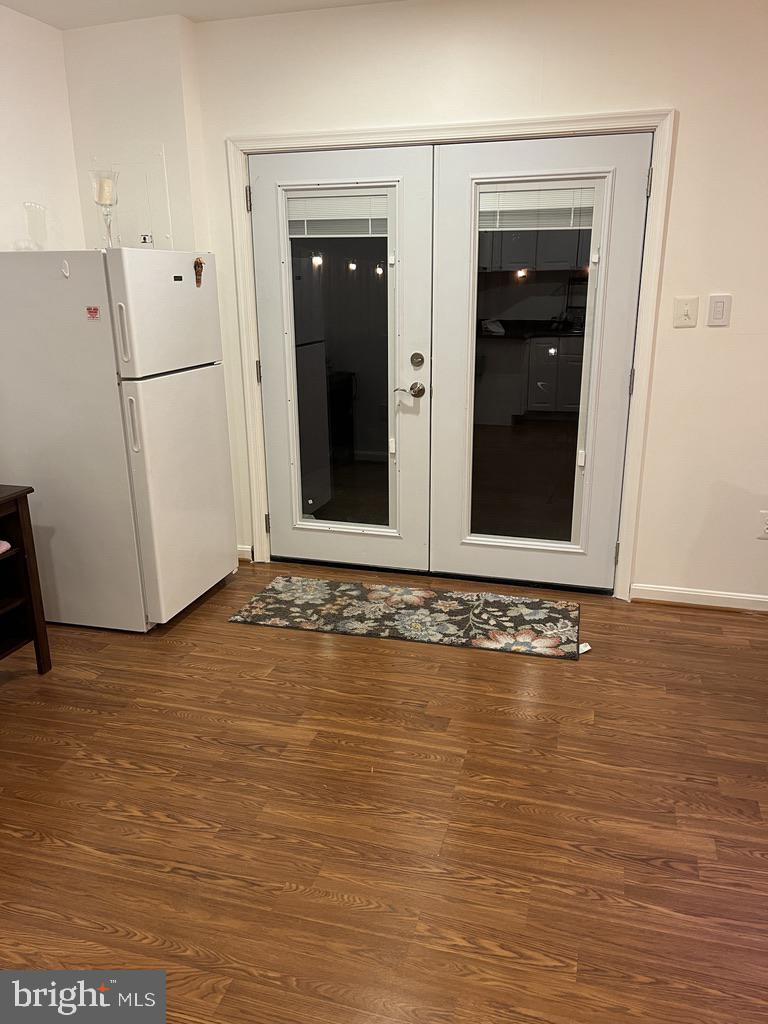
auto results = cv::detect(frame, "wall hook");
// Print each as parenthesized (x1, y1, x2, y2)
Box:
(61, 259, 70, 279)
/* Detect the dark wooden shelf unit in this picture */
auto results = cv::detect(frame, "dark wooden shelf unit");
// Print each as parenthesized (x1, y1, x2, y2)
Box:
(0, 485, 51, 674)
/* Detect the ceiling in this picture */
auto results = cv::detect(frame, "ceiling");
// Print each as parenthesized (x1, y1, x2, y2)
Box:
(4, 0, 398, 30)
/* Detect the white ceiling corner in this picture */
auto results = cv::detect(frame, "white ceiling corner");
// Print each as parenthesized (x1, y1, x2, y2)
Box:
(4, 0, 403, 31)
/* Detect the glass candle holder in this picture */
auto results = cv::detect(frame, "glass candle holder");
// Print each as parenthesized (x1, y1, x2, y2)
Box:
(24, 202, 48, 250)
(90, 169, 119, 248)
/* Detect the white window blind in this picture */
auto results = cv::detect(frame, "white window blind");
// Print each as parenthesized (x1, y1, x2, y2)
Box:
(287, 194, 389, 237)
(479, 187, 595, 231)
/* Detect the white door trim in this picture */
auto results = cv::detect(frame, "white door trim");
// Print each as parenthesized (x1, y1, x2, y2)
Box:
(226, 108, 676, 598)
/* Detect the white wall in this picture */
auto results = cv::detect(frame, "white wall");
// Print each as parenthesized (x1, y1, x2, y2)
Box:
(178, 17, 211, 251)
(64, 15, 209, 252)
(0, 5, 83, 251)
(36, 0, 765, 605)
(190, 0, 768, 606)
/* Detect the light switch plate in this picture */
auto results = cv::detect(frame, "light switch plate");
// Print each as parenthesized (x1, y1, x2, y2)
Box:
(673, 296, 699, 328)
(707, 293, 732, 327)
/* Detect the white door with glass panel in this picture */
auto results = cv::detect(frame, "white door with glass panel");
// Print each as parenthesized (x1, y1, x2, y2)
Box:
(249, 133, 651, 589)
(249, 146, 433, 569)
(431, 134, 652, 588)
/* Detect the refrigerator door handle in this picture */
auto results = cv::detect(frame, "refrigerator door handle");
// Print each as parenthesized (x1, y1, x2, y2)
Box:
(116, 301, 132, 364)
(126, 396, 142, 453)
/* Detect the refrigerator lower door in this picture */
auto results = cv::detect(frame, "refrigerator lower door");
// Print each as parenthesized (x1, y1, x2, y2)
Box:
(121, 363, 237, 624)
(107, 249, 223, 378)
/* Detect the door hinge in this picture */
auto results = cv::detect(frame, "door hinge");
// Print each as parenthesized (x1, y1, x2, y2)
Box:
(646, 166, 653, 198)
(245, 184, 252, 212)
(615, 540, 621, 565)
(629, 366, 635, 396)
(255, 359, 262, 384)
(264, 512, 270, 534)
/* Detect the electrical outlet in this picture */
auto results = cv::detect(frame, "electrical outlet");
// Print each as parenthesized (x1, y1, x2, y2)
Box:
(759, 510, 768, 540)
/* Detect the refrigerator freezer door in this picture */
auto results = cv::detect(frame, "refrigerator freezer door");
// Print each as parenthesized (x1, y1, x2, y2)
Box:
(0, 250, 148, 631)
(121, 363, 237, 624)
(106, 249, 223, 378)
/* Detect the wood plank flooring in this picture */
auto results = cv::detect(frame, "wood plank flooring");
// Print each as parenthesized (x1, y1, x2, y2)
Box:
(0, 561, 766, 1023)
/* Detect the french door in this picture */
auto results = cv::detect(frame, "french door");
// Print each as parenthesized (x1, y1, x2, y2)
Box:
(249, 146, 433, 570)
(249, 132, 651, 589)
(431, 134, 652, 587)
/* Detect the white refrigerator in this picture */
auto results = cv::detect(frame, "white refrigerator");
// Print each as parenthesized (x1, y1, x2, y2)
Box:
(0, 249, 238, 632)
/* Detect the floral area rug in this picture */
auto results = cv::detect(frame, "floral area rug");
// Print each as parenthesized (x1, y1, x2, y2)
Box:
(230, 576, 580, 660)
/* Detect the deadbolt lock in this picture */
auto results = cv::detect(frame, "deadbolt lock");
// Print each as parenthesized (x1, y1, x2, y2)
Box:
(410, 351, 425, 368)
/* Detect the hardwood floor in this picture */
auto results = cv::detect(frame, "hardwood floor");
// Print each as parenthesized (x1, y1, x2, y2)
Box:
(1, 561, 767, 1023)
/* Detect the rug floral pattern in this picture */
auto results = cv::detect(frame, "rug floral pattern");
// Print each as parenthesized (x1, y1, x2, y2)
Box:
(230, 576, 579, 660)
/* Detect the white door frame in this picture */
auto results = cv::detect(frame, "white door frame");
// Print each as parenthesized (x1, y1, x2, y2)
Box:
(226, 108, 676, 599)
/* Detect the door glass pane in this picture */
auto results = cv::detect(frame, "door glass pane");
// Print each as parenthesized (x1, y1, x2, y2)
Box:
(471, 186, 594, 541)
(288, 194, 390, 526)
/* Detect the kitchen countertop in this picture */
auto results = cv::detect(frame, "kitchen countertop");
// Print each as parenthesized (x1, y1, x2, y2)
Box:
(477, 328, 585, 341)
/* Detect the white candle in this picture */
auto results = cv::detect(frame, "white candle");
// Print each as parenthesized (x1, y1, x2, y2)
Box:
(97, 177, 113, 205)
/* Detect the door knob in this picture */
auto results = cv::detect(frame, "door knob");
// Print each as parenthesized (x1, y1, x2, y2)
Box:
(394, 382, 426, 398)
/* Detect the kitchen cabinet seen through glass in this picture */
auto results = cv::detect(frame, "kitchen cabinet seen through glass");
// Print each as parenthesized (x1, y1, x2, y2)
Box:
(471, 187, 594, 542)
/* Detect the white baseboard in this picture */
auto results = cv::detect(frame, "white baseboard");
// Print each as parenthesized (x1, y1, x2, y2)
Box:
(237, 544, 254, 562)
(630, 583, 768, 612)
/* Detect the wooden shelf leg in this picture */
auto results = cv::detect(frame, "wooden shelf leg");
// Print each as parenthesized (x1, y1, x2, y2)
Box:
(17, 496, 51, 675)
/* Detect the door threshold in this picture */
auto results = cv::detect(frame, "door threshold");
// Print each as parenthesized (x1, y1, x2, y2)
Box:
(270, 555, 613, 597)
